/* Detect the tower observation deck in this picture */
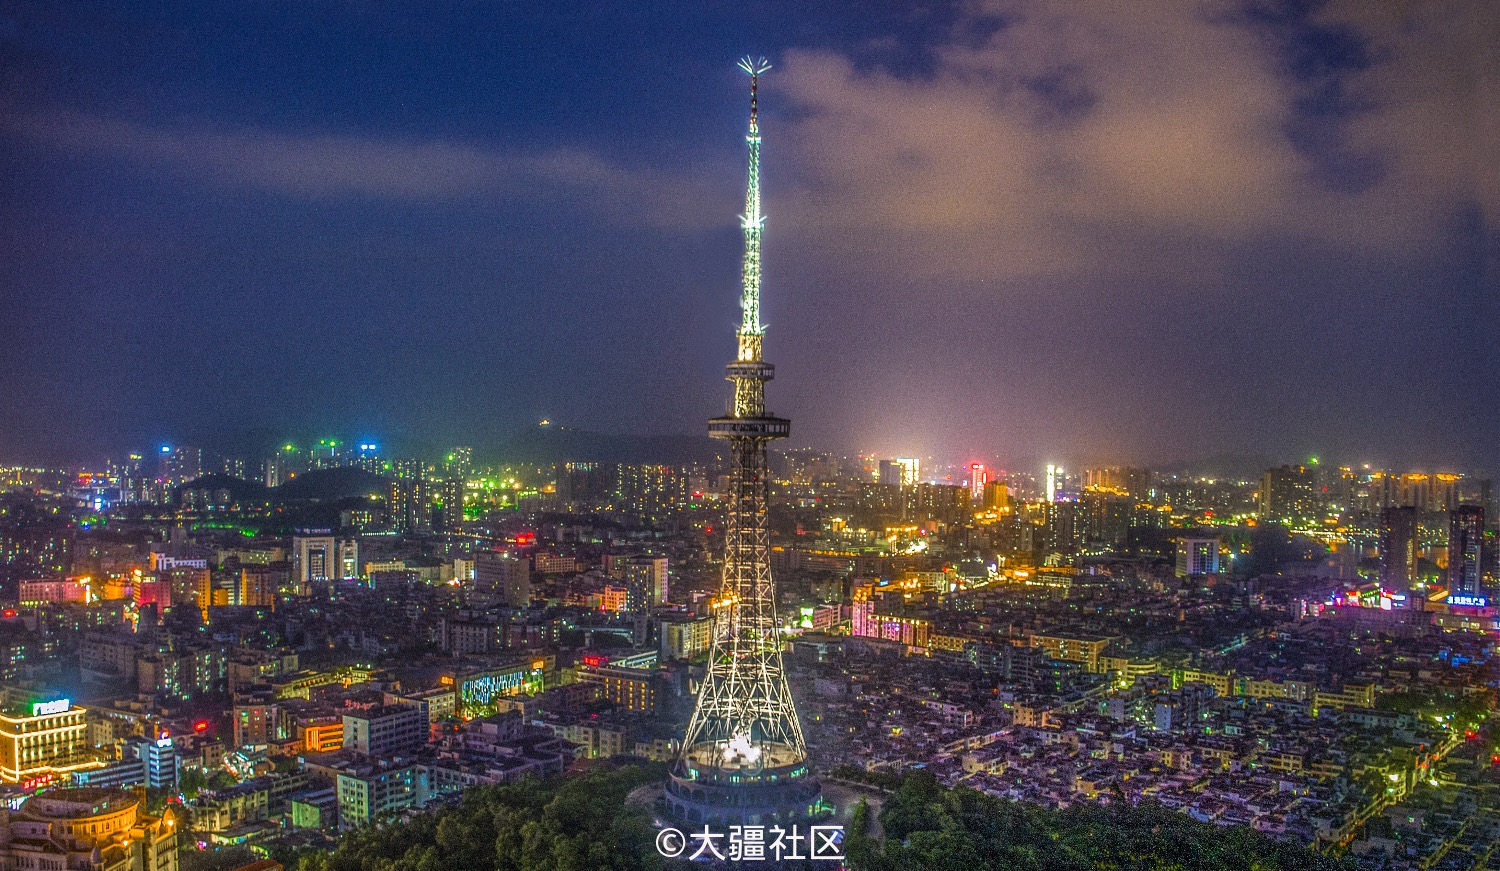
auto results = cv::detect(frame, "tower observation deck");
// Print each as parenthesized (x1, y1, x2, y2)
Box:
(665, 58, 821, 826)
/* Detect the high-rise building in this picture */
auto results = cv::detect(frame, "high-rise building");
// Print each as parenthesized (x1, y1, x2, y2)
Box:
(387, 459, 430, 534)
(1083, 490, 1133, 552)
(668, 60, 820, 826)
(1259, 465, 1316, 523)
(239, 565, 283, 608)
(622, 556, 670, 606)
(1447, 505, 1485, 603)
(1045, 463, 1063, 502)
(1379, 506, 1420, 591)
(1175, 536, 1221, 577)
(438, 478, 465, 531)
(127, 734, 180, 789)
(983, 479, 1011, 511)
(446, 446, 473, 480)
(969, 463, 987, 502)
(157, 445, 202, 485)
(1084, 466, 1153, 499)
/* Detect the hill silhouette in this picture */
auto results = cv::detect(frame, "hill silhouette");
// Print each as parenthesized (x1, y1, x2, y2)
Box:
(492, 425, 722, 466)
(274, 467, 388, 501)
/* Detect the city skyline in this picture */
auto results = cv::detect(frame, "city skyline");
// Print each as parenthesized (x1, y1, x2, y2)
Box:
(3, 3, 1496, 470)
(2, 7, 1497, 870)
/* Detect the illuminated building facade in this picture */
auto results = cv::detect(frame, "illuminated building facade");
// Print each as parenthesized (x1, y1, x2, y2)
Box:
(0, 699, 99, 784)
(576, 661, 662, 714)
(291, 533, 359, 590)
(239, 565, 278, 609)
(337, 764, 429, 830)
(438, 477, 465, 531)
(669, 60, 819, 826)
(661, 614, 714, 660)
(983, 479, 1011, 510)
(969, 463, 987, 501)
(156, 444, 201, 485)
(449, 663, 545, 717)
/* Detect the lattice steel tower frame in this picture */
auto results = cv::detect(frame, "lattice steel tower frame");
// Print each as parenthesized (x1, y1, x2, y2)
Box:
(666, 58, 820, 826)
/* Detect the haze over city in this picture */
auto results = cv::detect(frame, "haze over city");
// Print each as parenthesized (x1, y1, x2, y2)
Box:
(3, 4, 1500, 871)
(2, 2, 1495, 472)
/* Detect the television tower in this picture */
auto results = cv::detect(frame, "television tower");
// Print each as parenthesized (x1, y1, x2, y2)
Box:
(666, 57, 821, 825)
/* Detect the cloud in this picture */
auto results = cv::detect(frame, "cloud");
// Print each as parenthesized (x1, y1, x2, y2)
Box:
(1, 109, 724, 230)
(767, 0, 1496, 286)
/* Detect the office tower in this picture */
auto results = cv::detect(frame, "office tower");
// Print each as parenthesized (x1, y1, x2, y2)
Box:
(877, 459, 903, 487)
(1448, 505, 1485, 603)
(669, 60, 819, 826)
(1379, 506, 1419, 591)
(0, 699, 94, 783)
(895, 457, 920, 487)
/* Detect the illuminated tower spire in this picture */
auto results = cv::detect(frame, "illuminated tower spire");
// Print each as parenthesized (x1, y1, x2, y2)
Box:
(667, 58, 821, 827)
(737, 56, 768, 351)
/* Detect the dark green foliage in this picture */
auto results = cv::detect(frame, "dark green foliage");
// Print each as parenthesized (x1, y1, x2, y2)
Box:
(291, 765, 1348, 871)
(296, 766, 663, 871)
(847, 773, 1354, 871)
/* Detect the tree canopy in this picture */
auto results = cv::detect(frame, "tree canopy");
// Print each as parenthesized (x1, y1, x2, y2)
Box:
(848, 771, 1353, 871)
(296, 766, 663, 871)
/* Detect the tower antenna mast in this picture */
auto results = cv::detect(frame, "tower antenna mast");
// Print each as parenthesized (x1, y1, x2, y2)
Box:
(667, 57, 820, 827)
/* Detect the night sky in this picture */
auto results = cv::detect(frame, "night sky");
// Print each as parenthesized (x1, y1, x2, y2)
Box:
(1, 2, 1495, 472)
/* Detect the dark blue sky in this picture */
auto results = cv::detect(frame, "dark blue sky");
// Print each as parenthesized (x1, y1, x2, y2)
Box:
(1, 1, 1495, 472)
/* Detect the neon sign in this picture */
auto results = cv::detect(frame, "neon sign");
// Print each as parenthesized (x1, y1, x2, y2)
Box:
(1447, 594, 1489, 608)
(30, 699, 69, 716)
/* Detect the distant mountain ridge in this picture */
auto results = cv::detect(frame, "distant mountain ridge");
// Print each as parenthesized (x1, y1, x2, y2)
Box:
(492, 426, 723, 466)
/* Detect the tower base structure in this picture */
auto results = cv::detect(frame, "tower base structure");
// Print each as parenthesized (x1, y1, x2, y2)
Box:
(665, 740, 822, 826)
